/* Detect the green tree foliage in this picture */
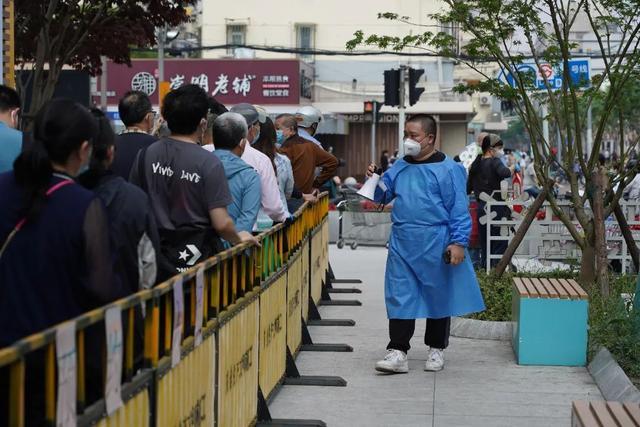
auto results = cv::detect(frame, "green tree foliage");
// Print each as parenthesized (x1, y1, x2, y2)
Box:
(348, 1, 640, 293)
(15, 0, 197, 121)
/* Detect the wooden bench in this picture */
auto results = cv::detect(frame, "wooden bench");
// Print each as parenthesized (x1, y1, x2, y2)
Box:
(572, 401, 640, 426)
(512, 277, 589, 366)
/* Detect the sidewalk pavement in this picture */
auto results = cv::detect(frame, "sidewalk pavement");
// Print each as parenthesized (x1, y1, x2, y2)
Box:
(268, 246, 602, 427)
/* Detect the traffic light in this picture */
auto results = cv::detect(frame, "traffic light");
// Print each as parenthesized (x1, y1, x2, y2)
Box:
(363, 100, 383, 123)
(408, 67, 425, 106)
(383, 69, 400, 107)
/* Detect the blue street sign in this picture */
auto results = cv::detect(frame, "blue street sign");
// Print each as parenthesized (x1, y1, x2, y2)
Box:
(498, 58, 591, 90)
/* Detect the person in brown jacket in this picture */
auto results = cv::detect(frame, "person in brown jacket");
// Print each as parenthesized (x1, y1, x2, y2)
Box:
(275, 114, 338, 194)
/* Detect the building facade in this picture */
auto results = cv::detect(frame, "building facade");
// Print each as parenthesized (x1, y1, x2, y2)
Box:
(198, 0, 475, 178)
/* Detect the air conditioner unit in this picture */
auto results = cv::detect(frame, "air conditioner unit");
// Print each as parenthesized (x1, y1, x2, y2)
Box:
(479, 94, 492, 106)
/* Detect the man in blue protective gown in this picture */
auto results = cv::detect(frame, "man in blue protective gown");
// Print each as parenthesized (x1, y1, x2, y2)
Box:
(367, 114, 485, 373)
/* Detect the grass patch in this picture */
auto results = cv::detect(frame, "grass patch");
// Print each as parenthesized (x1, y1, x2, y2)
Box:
(470, 270, 640, 380)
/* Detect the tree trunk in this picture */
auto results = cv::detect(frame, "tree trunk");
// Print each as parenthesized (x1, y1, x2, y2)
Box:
(579, 242, 596, 285)
(613, 203, 639, 273)
(592, 169, 610, 296)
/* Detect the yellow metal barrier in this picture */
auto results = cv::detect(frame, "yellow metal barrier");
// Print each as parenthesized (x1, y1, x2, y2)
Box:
(0, 193, 332, 427)
(286, 249, 303, 355)
(156, 335, 215, 426)
(310, 227, 324, 305)
(258, 271, 287, 400)
(95, 389, 150, 427)
(301, 238, 311, 323)
(217, 297, 259, 427)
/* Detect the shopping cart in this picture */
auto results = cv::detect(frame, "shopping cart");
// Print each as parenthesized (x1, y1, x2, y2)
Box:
(335, 188, 392, 250)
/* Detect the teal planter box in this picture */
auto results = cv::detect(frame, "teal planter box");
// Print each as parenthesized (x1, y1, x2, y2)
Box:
(512, 278, 588, 366)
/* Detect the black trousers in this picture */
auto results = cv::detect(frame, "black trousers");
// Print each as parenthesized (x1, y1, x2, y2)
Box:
(387, 317, 451, 353)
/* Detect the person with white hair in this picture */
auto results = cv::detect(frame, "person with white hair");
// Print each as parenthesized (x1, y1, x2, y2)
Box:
(211, 112, 261, 233)
(230, 103, 289, 229)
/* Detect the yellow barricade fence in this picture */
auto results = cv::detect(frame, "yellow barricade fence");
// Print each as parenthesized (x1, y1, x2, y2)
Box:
(286, 248, 303, 355)
(258, 270, 287, 400)
(300, 238, 311, 323)
(218, 297, 259, 427)
(309, 195, 330, 306)
(0, 194, 331, 427)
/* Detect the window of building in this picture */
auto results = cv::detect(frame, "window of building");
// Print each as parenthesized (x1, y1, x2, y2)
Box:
(296, 24, 315, 62)
(226, 24, 246, 54)
(440, 23, 460, 55)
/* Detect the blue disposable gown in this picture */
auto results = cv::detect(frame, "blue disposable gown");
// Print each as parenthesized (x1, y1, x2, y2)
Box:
(374, 156, 485, 319)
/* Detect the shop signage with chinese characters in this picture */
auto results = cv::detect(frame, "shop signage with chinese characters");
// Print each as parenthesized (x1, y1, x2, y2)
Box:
(94, 59, 314, 106)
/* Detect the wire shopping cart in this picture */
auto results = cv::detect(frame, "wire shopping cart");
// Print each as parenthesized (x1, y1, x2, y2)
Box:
(335, 189, 392, 250)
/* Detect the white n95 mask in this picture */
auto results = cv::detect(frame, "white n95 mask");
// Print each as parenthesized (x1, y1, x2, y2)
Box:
(403, 139, 421, 157)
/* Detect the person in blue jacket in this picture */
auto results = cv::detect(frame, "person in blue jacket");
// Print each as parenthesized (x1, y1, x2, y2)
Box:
(211, 112, 261, 233)
(368, 114, 485, 374)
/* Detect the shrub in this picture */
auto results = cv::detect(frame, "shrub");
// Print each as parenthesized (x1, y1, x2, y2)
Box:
(588, 275, 640, 379)
(470, 270, 640, 380)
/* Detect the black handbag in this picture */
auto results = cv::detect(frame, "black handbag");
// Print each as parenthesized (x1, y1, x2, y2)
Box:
(156, 227, 223, 280)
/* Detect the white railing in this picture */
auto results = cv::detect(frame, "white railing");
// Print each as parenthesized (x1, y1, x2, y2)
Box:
(484, 192, 640, 273)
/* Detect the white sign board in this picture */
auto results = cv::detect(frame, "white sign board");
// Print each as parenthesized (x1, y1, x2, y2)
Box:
(56, 323, 76, 427)
(194, 267, 205, 346)
(171, 277, 184, 367)
(104, 306, 124, 415)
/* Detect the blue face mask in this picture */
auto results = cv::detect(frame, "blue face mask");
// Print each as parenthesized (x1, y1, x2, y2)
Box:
(78, 146, 93, 176)
(276, 129, 285, 146)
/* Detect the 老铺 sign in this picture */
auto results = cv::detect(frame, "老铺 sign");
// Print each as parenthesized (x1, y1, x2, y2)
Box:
(94, 59, 314, 106)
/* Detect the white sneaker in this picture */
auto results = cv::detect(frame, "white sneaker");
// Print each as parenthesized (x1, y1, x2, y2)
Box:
(424, 348, 444, 372)
(375, 349, 409, 373)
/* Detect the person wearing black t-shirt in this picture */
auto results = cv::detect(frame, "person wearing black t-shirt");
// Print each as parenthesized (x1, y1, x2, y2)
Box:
(129, 85, 259, 279)
(112, 91, 157, 179)
(467, 134, 514, 268)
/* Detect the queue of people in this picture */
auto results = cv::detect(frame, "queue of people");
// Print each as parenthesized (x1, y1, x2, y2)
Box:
(0, 83, 339, 349)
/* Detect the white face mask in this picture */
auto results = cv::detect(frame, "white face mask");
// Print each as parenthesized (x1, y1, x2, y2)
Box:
(495, 148, 505, 157)
(403, 138, 422, 157)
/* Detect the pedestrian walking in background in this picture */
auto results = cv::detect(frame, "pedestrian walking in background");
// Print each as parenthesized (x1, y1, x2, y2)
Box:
(467, 134, 514, 268)
(380, 150, 390, 172)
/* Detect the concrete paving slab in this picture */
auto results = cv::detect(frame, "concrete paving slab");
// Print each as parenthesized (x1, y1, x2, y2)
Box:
(268, 246, 602, 426)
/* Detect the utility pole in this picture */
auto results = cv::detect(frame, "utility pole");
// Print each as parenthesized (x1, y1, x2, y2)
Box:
(100, 56, 108, 111)
(158, 25, 166, 83)
(398, 65, 407, 156)
(370, 101, 378, 162)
